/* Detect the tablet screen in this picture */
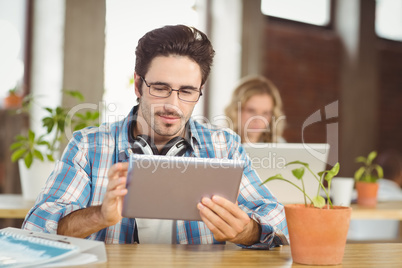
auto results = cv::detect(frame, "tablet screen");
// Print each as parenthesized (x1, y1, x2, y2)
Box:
(122, 154, 244, 221)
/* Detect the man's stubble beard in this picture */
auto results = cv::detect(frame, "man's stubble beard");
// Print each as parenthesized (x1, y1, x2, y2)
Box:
(139, 99, 188, 138)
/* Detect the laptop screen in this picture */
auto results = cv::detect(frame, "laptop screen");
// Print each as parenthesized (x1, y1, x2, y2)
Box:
(242, 143, 330, 204)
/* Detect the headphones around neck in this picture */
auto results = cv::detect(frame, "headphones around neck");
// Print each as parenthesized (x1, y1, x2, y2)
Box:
(132, 134, 188, 156)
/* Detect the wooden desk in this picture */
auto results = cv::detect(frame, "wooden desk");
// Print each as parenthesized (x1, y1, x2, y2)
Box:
(351, 201, 402, 220)
(0, 194, 33, 219)
(81, 243, 402, 267)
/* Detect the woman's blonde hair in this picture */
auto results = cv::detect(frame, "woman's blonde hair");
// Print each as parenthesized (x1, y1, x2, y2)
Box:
(224, 75, 285, 143)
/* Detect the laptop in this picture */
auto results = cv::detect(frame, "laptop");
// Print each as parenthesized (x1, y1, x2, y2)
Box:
(122, 154, 245, 221)
(242, 143, 330, 204)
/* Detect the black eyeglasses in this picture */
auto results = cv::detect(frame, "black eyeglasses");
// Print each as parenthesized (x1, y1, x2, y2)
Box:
(140, 76, 202, 103)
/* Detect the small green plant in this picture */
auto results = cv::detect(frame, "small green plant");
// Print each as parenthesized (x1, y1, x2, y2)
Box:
(260, 161, 340, 209)
(10, 90, 100, 168)
(354, 151, 383, 183)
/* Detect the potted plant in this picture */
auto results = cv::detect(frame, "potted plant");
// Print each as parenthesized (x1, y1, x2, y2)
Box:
(354, 151, 384, 207)
(261, 161, 352, 265)
(9, 90, 100, 200)
(4, 87, 23, 109)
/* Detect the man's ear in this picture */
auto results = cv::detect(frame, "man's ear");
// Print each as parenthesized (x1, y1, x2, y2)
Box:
(134, 72, 142, 98)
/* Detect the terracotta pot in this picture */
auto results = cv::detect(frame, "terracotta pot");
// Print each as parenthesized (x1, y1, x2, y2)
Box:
(355, 181, 379, 207)
(4, 94, 23, 109)
(285, 204, 352, 265)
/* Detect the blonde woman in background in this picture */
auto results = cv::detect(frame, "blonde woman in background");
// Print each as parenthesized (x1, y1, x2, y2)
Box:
(224, 75, 286, 143)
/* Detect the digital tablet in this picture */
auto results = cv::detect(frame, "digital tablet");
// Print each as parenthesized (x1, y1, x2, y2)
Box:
(122, 154, 245, 221)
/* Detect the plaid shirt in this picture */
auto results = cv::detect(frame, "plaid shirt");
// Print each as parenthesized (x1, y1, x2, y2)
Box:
(22, 106, 289, 249)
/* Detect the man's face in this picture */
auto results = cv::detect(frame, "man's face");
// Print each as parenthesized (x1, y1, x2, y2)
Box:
(135, 55, 202, 143)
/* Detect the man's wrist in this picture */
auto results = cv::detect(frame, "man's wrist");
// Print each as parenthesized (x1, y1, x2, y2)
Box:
(234, 219, 261, 246)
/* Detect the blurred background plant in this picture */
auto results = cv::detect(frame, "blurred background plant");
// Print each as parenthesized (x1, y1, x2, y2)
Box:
(354, 151, 384, 183)
(10, 90, 100, 168)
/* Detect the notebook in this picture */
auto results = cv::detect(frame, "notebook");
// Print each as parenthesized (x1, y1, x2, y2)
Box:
(0, 227, 106, 267)
(122, 154, 245, 221)
(243, 143, 330, 204)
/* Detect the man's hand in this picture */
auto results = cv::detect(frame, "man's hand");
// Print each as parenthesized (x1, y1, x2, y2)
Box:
(197, 195, 261, 246)
(58, 162, 128, 238)
(101, 162, 129, 226)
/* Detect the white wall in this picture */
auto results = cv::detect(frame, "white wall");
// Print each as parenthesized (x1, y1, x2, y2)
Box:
(0, 0, 26, 99)
(208, 0, 242, 124)
(30, 0, 65, 135)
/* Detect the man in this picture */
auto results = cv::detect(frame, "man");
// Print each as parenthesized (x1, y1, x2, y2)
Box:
(22, 25, 289, 249)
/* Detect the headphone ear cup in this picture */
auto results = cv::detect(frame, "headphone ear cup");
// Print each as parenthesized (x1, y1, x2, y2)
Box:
(132, 135, 159, 155)
(160, 136, 188, 156)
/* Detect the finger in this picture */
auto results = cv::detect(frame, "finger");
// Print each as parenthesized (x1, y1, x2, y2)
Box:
(211, 196, 249, 223)
(107, 162, 129, 179)
(201, 197, 250, 235)
(198, 200, 234, 232)
(197, 203, 228, 241)
(211, 195, 241, 216)
(107, 176, 127, 192)
(201, 197, 236, 224)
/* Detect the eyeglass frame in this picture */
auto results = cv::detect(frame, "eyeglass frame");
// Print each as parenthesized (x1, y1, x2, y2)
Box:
(140, 76, 202, 103)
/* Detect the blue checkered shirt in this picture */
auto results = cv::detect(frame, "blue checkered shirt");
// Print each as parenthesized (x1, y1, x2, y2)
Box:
(22, 106, 289, 249)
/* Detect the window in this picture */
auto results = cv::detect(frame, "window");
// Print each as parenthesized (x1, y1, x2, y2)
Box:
(376, 0, 402, 41)
(0, 0, 26, 99)
(261, 0, 331, 26)
(104, 0, 202, 122)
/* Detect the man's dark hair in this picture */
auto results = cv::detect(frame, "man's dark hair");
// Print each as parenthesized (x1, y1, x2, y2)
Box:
(135, 25, 215, 89)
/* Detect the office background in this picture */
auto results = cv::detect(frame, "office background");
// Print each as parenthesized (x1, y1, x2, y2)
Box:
(0, 0, 401, 196)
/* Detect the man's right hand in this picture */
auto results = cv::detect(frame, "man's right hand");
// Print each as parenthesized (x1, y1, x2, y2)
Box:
(101, 162, 129, 226)
(57, 162, 129, 238)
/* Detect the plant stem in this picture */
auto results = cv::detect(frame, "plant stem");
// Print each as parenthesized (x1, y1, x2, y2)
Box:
(50, 127, 60, 154)
(306, 165, 331, 207)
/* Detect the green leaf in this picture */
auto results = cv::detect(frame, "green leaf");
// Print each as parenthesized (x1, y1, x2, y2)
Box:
(75, 113, 86, 120)
(42, 117, 55, 133)
(355, 156, 366, 163)
(56, 106, 64, 115)
(374, 165, 384, 179)
(57, 118, 65, 132)
(33, 150, 44, 161)
(74, 123, 87, 131)
(329, 162, 340, 176)
(10, 142, 24, 151)
(37, 140, 50, 146)
(28, 130, 35, 143)
(15, 135, 28, 141)
(312, 195, 326, 208)
(260, 174, 284, 185)
(324, 162, 340, 182)
(47, 154, 55, 162)
(291, 167, 305, 180)
(24, 152, 33, 168)
(367, 151, 377, 165)
(44, 107, 53, 113)
(65, 90, 84, 101)
(11, 149, 27, 162)
(354, 166, 365, 181)
(91, 111, 100, 120)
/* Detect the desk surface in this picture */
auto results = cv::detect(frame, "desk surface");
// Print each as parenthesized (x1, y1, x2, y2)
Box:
(351, 201, 402, 220)
(83, 243, 402, 267)
(0, 194, 34, 219)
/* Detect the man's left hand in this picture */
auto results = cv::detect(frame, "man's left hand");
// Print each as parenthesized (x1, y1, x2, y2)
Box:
(197, 195, 261, 246)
